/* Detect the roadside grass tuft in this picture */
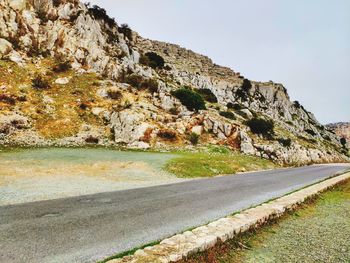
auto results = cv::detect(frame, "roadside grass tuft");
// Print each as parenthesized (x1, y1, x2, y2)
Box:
(165, 151, 275, 178)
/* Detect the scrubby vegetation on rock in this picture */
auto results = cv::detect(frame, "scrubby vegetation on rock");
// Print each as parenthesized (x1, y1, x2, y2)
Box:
(123, 74, 158, 92)
(118, 24, 133, 40)
(86, 3, 116, 28)
(236, 79, 252, 101)
(188, 132, 200, 145)
(32, 75, 50, 90)
(0, 94, 16, 105)
(219, 111, 236, 120)
(52, 59, 71, 73)
(340, 137, 347, 147)
(246, 118, 274, 138)
(171, 88, 206, 111)
(157, 129, 177, 141)
(195, 88, 218, 103)
(107, 90, 122, 100)
(140, 52, 165, 69)
(278, 138, 292, 147)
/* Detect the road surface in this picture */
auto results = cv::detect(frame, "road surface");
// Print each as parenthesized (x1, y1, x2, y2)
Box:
(0, 164, 348, 263)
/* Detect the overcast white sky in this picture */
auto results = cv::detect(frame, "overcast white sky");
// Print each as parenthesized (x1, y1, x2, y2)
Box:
(85, 0, 350, 124)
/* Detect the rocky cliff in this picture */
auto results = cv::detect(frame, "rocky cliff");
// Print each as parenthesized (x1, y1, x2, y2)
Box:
(327, 122, 350, 148)
(0, 0, 348, 165)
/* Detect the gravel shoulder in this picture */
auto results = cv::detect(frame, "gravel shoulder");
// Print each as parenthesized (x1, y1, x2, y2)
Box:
(0, 148, 183, 205)
(180, 179, 350, 263)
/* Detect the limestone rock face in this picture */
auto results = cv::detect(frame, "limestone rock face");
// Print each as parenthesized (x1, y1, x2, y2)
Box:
(0, 38, 12, 58)
(327, 122, 350, 148)
(110, 109, 152, 144)
(0, 0, 136, 78)
(0, 0, 347, 164)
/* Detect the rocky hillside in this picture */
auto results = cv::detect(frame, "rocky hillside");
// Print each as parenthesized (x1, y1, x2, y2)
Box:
(0, 0, 348, 165)
(327, 122, 350, 148)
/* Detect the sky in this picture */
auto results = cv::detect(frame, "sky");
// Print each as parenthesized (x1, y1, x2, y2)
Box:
(84, 0, 350, 124)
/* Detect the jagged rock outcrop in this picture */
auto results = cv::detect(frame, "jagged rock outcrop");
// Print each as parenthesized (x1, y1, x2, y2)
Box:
(0, 0, 348, 165)
(327, 122, 350, 148)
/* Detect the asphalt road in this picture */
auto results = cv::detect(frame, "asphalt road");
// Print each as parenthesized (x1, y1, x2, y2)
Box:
(0, 164, 348, 263)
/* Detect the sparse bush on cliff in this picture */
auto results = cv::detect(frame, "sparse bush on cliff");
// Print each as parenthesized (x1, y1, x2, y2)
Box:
(107, 90, 122, 100)
(52, 59, 71, 73)
(85, 136, 99, 144)
(236, 78, 252, 101)
(278, 138, 292, 147)
(188, 132, 200, 145)
(227, 102, 242, 111)
(157, 129, 177, 141)
(0, 94, 16, 105)
(86, 4, 116, 28)
(219, 111, 236, 120)
(305, 129, 317, 136)
(169, 107, 179, 115)
(195, 88, 218, 103)
(32, 75, 50, 90)
(124, 74, 158, 93)
(140, 52, 165, 69)
(246, 117, 274, 138)
(118, 24, 133, 40)
(340, 137, 347, 147)
(125, 74, 144, 88)
(171, 88, 206, 112)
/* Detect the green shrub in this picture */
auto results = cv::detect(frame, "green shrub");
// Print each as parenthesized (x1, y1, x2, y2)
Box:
(246, 117, 274, 138)
(107, 90, 122, 100)
(195, 89, 217, 103)
(242, 78, 252, 91)
(236, 110, 249, 119)
(171, 88, 206, 111)
(236, 78, 252, 101)
(85, 136, 99, 144)
(157, 129, 177, 141)
(278, 138, 292, 147)
(227, 102, 242, 111)
(124, 74, 158, 92)
(52, 60, 71, 73)
(188, 132, 200, 145)
(294, 101, 302, 109)
(124, 74, 144, 88)
(305, 129, 316, 136)
(169, 107, 179, 115)
(142, 78, 159, 93)
(140, 52, 165, 69)
(118, 24, 132, 40)
(32, 75, 50, 90)
(340, 137, 347, 147)
(0, 94, 16, 105)
(87, 4, 116, 28)
(53, 0, 61, 7)
(219, 111, 236, 120)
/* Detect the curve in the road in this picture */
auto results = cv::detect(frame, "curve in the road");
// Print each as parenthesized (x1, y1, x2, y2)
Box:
(0, 164, 348, 263)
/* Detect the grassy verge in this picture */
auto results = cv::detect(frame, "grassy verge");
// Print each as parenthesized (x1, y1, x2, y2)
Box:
(179, 179, 350, 263)
(165, 147, 276, 178)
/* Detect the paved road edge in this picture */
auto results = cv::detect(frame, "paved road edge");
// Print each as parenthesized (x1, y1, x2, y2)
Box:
(107, 171, 350, 263)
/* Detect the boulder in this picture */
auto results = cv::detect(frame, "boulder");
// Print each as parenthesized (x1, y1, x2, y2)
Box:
(110, 109, 152, 144)
(191, 125, 203, 135)
(0, 38, 12, 58)
(240, 131, 256, 155)
(9, 0, 26, 11)
(55, 77, 70, 85)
